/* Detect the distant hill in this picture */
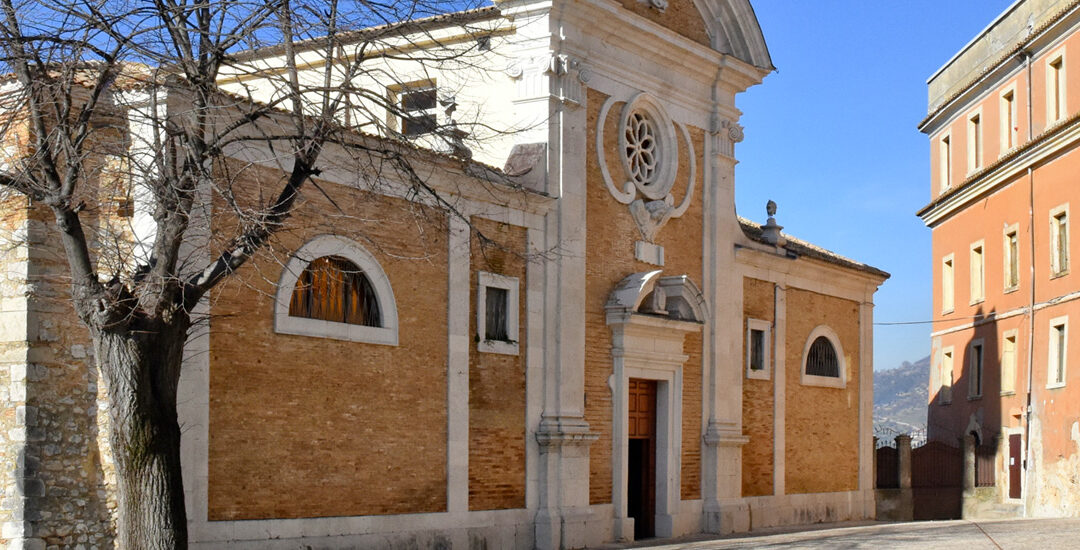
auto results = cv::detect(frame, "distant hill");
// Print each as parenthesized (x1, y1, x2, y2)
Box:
(874, 355, 930, 439)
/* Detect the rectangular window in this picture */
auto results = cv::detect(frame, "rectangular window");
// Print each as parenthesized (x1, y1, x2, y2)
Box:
(477, 271, 519, 355)
(1050, 55, 1066, 123)
(969, 341, 984, 399)
(1004, 226, 1019, 290)
(750, 329, 765, 370)
(1001, 89, 1017, 151)
(746, 318, 771, 380)
(941, 348, 954, 404)
(939, 134, 951, 193)
(970, 242, 985, 303)
(1002, 332, 1017, 395)
(1049, 317, 1068, 388)
(1052, 206, 1070, 276)
(394, 82, 438, 137)
(485, 286, 509, 341)
(968, 112, 982, 172)
(942, 254, 955, 313)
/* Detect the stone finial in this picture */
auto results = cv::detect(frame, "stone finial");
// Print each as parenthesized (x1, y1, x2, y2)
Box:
(762, 200, 785, 246)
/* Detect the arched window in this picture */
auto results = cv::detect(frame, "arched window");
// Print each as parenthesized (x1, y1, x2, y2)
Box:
(288, 256, 381, 327)
(801, 325, 845, 388)
(275, 235, 398, 345)
(805, 336, 839, 377)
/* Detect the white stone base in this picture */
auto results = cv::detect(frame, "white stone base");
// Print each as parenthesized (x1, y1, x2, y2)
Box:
(191, 509, 534, 550)
(714, 490, 874, 534)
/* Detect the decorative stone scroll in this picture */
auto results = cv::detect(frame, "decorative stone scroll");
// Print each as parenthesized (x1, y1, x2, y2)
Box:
(711, 115, 745, 158)
(596, 92, 697, 265)
(505, 54, 590, 106)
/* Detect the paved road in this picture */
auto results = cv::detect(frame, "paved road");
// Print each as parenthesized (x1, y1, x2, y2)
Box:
(607, 518, 1080, 549)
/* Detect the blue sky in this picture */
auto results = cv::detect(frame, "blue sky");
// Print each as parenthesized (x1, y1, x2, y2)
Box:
(734, 0, 1015, 371)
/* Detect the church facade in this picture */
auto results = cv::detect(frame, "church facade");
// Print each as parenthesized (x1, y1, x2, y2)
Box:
(0, 1, 887, 548)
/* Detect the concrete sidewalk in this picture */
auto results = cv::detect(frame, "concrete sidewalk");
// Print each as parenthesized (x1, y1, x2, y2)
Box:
(600, 518, 1080, 549)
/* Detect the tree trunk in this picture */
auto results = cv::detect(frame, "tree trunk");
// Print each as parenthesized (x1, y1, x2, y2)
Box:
(95, 320, 190, 550)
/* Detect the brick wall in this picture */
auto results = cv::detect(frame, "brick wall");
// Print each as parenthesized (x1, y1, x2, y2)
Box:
(207, 164, 450, 519)
(615, 0, 709, 47)
(741, 277, 774, 497)
(784, 288, 860, 494)
(468, 216, 527, 511)
(584, 88, 705, 505)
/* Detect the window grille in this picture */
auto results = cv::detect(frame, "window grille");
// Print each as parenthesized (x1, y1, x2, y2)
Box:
(805, 336, 839, 378)
(289, 256, 381, 327)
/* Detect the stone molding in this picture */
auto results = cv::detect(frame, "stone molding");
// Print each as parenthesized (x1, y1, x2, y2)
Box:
(535, 416, 599, 449)
(273, 234, 399, 345)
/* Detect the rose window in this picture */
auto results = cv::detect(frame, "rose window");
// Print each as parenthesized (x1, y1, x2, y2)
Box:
(624, 111, 659, 185)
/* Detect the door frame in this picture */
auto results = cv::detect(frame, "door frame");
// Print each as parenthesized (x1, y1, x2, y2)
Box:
(1005, 428, 1023, 503)
(609, 315, 698, 540)
(606, 271, 706, 542)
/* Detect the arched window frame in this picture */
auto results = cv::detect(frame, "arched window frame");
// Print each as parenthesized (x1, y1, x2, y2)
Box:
(800, 325, 846, 388)
(274, 235, 398, 345)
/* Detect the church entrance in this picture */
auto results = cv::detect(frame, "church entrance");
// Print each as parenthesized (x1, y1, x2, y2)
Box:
(627, 378, 657, 539)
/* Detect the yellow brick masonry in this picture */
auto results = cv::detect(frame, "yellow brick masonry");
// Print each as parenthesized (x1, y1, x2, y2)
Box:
(741, 277, 775, 497)
(207, 161, 450, 519)
(468, 216, 528, 511)
(584, 88, 706, 505)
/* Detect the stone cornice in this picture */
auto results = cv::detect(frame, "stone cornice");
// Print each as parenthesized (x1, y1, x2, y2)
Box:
(918, 112, 1080, 227)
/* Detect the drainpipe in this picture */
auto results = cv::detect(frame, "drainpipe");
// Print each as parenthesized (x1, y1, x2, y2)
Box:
(1022, 49, 1035, 506)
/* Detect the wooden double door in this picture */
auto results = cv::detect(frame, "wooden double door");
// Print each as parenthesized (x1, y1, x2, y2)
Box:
(627, 378, 657, 540)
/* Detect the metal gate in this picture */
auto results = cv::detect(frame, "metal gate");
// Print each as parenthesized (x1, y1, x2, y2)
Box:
(911, 441, 963, 520)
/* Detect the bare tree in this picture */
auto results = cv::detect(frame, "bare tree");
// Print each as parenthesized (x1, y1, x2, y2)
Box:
(0, 0, 509, 547)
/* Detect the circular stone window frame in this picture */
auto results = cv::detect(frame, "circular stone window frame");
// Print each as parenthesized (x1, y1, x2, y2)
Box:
(618, 92, 678, 201)
(800, 324, 846, 388)
(274, 234, 399, 346)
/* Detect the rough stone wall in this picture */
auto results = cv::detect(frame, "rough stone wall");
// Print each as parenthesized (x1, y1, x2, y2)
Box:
(0, 107, 133, 549)
(0, 197, 116, 549)
(784, 288, 860, 495)
(584, 88, 705, 505)
(467, 216, 527, 511)
(207, 164, 450, 520)
(741, 277, 774, 497)
(616, 0, 710, 47)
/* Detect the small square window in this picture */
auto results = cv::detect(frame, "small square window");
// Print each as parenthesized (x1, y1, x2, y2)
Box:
(477, 271, 519, 355)
(391, 81, 439, 137)
(746, 318, 771, 380)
